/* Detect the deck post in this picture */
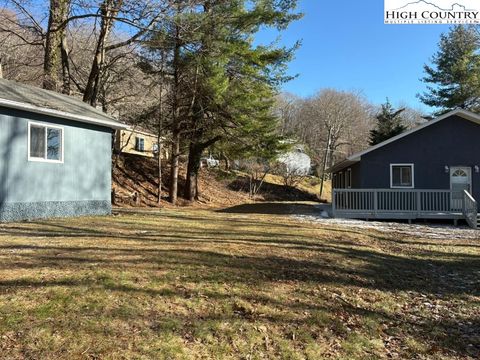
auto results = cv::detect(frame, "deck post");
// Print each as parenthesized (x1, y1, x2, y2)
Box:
(332, 190, 336, 217)
(332, 189, 477, 225)
(416, 191, 421, 216)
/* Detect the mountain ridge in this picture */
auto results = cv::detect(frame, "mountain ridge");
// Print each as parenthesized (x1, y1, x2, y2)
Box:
(393, 1, 475, 11)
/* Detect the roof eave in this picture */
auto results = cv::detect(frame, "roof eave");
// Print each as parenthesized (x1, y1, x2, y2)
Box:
(348, 109, 480, 160)
(327, 158, 360, 173)
(0, 98, 127, 130)
(329, 109, 480, 172)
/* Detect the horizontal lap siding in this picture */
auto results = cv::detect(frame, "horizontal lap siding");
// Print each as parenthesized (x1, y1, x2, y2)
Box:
(0, 107, 112, 205)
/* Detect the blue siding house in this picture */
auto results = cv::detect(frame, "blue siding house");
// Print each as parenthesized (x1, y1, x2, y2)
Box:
(0, 79, 126, 221)
(329, 109, 480, 228)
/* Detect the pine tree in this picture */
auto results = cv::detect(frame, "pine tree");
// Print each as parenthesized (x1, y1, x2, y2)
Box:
(369, 100, 407, 146)
(143, 0, 301, 202)
(419, 25, 480, 115)
(180, 0, 301, 201)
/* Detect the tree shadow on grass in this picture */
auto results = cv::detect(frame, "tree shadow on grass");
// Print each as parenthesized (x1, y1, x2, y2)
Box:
(218, 202, 319, 215)
(0, 236, 478, 296)
(0, 245, 478, 357)
(227, 176, 319, 202)
(0, 214, 479, 357)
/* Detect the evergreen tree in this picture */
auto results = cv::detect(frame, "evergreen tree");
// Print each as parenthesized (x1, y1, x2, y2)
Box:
(369, 100, 407, 146)
(143, 0, 301, 202)
(180, 0, 301, 201)
(419, 25, 480, 115)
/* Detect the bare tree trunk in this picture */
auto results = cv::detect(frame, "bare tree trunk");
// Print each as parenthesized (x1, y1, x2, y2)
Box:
(319, 129, 332, 200)
(169, 20, 182, 204)
(221, 152, 230, 171)
(43, 0, 70, 91)
(60, 33, 71, 94)
(169, 130, 180, 204)
(157, 132, 163, 204)
(184, 135, 222, 201)
(83, 0, 122, 106)
(185, 142, 202, 201)
(157, 63, 165, 205)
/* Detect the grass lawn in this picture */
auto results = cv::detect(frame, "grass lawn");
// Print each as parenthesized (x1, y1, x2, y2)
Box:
(0, 205, 479, 359)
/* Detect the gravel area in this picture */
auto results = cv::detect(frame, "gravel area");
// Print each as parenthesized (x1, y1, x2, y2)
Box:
(293, 213, 480, 240)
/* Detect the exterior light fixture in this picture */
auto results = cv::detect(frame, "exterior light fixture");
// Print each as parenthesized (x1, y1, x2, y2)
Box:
(445, 165, 450, 173)
(475, 166, 480, 173)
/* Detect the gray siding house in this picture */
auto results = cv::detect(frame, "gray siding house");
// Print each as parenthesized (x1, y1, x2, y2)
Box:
(329, 109, 480, 228)
(0, 79, 125, 221)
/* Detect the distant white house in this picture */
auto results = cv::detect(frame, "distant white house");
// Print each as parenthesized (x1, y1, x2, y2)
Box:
(277, 145, 311, 176)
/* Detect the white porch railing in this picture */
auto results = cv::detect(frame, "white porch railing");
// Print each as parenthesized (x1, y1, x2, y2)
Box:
(463, 190, 478, 229)
(332, 189, 479, 228)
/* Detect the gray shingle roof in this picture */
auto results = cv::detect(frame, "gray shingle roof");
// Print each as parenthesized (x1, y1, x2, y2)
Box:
(0, 78, 125, 129)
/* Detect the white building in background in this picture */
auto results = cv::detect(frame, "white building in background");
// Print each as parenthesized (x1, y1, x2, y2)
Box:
(277, 145, 312, 176)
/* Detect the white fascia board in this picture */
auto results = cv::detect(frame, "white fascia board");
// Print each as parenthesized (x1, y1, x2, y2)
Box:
(0, 98, 128, 130)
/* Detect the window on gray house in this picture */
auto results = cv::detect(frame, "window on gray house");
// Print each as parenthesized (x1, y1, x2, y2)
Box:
(29, 123, 63, 162)
(47, 128, 61, 160)
(391, 165, 413, 188)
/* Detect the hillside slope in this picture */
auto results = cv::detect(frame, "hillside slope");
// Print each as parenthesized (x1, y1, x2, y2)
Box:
(112, 154, 327, 208)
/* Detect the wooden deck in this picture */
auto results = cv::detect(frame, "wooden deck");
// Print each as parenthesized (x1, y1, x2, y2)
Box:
(332, 189, 478, 228)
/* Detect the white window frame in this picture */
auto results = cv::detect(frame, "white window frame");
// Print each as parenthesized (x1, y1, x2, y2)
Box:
(135, 136, 145, 152)
(28, 121, 64, 164)
(390, 163, 414, 189)
(346, 168, 352, 189)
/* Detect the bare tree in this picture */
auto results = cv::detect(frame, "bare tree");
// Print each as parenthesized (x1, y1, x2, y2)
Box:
(398, 102, 427, 129)
(275, 93, 301, 136)
(0, 8, 44, 84)
(43, 0, 71, 92)
(275, 90, 374, 199)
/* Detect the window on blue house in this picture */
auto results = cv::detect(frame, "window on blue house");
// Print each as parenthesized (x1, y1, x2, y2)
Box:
(29, 122, 63, 162)
(346, 169, 352, 188)
(390, 164, 414, 188)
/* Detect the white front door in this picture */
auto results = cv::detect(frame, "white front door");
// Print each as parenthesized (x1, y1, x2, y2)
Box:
(450, 167, 472, 211)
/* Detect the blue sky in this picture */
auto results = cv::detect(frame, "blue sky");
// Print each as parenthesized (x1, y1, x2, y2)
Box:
(256, 1, 452, 112)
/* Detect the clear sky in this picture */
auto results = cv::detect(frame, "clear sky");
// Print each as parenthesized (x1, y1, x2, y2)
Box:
(255, 1, 452, 112)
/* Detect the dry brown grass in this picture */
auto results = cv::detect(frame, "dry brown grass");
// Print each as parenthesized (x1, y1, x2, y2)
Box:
(113, 154, 325, 209)
(0, 204, 478, 359)
(263, 174, 331, 202)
